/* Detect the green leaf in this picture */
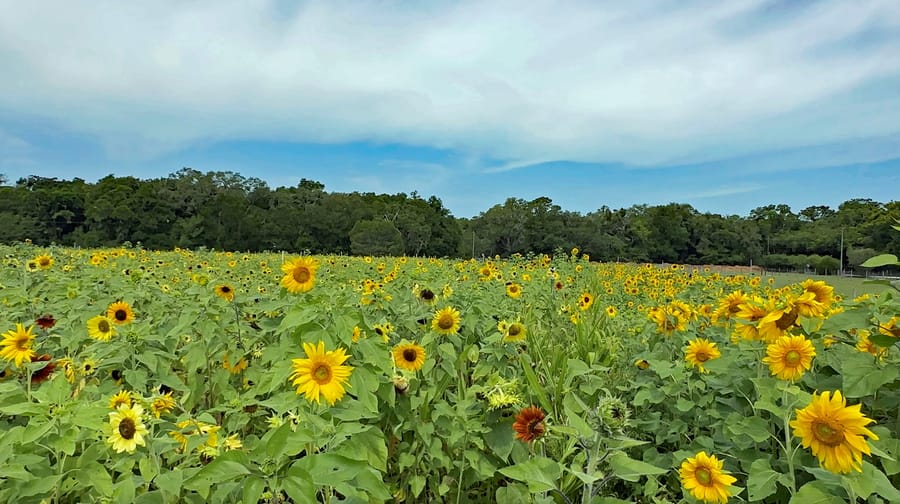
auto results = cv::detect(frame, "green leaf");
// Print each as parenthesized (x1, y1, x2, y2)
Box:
(843, 462, 900, 502)
(839, 351, 900, 397)
(155, 469, 183, 502)
(727, 415, 773, 443)
(606, 452, 667, 482)
(139, 456, 159, 483)
(747, 458, 779, 501)
(789, 481, 845, 503)
(281, 467, 316, 503)
(498, 456, 563, 493)
(265, 422, 291, 459)
(519, 355, 552, 414)
(861, 254, 899, 267)
(184, 451, 251, 487)
(241, 476, 266, 504)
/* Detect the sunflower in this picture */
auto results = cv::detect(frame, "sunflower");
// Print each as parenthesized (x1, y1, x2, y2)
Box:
(0, 323, 37, 367)
(34, 254, 54, 270)
(605, 305, 617, 318)
(106, 301, 134, 325)
(222, 353, 248, 374)
(578, 292, 594, 311)
(733, 298, 767, 340)
(35, 314, 57, 330)
(107, 403, 149, 454)
(513, 405, 546, 442)
(790, 390, 878, 473)
(87, 315, 117, 341)
(392, 342, 426, 371)
(289, 341, 353, 406)
(762, 335, 816, 381)
(109, 390, 133, 409)
(685, 338, 720, 373)
(679, 451, 737, 504)
(756, 298, 799, 342)
(503, 322, 526, 342)
(432, 307, 461, 335)
(150, 392, 177, 418)
(879, 316, 900, 338)
(214, 284, 235, 302)
(713, 290, 750, 322)
(30, 354, 56, 384)
(505, 283, 522, 299)
(281, 257, 319, 293)
(801, 279, 835, 307)
(373, 323, 392, 342)
(417, 287, 436, 304)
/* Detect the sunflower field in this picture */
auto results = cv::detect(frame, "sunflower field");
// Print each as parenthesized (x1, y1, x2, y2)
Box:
(1, 243, 899, 504)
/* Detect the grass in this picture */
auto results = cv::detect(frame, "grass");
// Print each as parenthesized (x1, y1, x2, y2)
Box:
(768, 272, 897, 299)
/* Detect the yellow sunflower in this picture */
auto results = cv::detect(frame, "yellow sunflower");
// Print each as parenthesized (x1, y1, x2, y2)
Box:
(578, 292, 594, 311)
(432, 307, 461, 335)
(679, 451, 737, 504)
(107, 403, 149, 454)
(790, 390, 878, 474)
(685, 338, 720, 373)
(762, 335, 816, 381)
(150, 392, 177, 418)
(801, 279, 835, 307)
(106, 301, 134, 325)
(108, 390, 133, 410)
(214, 284, 235, 302)
(289, 341, 353, 406)
(34, 254, 54, 270)
(605, 305, 617, 318)
(281, 257, 319, 293)
(879, 316, 900, 338)
(503, 322, 527, 343)
(0, 323, 37, 367)
(392, 342, 426, 371)
(505, 283, 523, 299)
(87, 315, 117, 341)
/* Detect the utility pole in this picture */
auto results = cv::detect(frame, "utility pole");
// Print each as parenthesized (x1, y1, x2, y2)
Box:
(839, 228, 844, 276)
(471, 230, 475, 259)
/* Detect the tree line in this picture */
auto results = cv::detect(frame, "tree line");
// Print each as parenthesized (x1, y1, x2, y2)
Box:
(1, 169, 898, 271)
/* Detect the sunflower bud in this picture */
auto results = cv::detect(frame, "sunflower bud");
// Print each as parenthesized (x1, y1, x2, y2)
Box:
(392, 375, 409, 395)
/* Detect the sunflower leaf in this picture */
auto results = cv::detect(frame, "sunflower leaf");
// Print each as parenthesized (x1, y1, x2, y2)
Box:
(498, 456, 562, 493)
(607, 451, 667, 482)
(747, 458, 779, 501)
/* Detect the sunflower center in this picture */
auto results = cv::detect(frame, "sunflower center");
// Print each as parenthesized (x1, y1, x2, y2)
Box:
(293, 267, 311, 283)
(812, 421, 844, 446)
(118, 418, 136, 440)
(775, 310, 799, 330)
(695, 467, 713, 486)
(221, 286, 231, 293)
(437, 314, 454, 330)
(98, 320, 111, 333)
(695, 351, 710, 363)
(39, 258, 50, 266)
(420, 289, 434, 301)
(14, 335, 31, 351)
(402, 349, 418, 362)
(508, 325, 522, 337)
(785, 350, 801, 365)
(312, 363, 332, 384)
(114, 310, 128, 321)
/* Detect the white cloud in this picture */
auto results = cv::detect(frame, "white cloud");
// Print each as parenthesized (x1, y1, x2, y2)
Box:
(0, 0, 898, 166)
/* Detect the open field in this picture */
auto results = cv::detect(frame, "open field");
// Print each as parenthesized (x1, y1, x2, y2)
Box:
(768, 272, 896, 299)
(1, 246, 898, 503)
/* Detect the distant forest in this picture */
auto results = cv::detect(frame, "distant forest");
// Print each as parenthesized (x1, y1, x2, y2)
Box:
(1, 169, 898, 272)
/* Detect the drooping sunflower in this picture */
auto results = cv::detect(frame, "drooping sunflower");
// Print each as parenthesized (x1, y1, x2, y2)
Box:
(107, 403, 149, 454)
(35, 314, 57, 330)
(106, 301, 134, 325)
(87, 315, 117, 341)
(679, 451, 737, 504)
(801, 279, 835, 308)
(281, 257, 319, 294)
(289, 341, 353, 406)
(0, 323, 37, 367)
(790, 390, 878, 474)
(685, 338, 720, 373)
(150, 392, 177, 418)
(513, 405, 546, 442)
(108, 390, 133, 409)
(392, 342, 426, 372)
(214, 284, 235, 302)
(416, 287, 437, 304)
(503, 322, 526, 343)
(879, 316, 900, 338)
(756, 297, 799, 342)
(762, 335, 816, 381)
(505, 283, 522, 299)
(713, 290, 750, 323)
(432, 307, 461, 335)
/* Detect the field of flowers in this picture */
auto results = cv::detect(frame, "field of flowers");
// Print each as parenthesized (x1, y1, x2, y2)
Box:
(1, 243, 898, 503)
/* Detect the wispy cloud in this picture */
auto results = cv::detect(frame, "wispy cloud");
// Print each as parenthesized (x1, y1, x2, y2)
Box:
(0, 0, 898, 167)
(683, 183, 764, 199)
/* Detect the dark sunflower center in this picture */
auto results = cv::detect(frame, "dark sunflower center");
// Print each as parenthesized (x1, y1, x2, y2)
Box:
(221, 286, 231, 293)
(437, 315, 454, 330)
(375, 327, 384, 336)
(402, 349, 418, 362)
(695, 352, 710, 363)
(98, 320, 111, 333)
(312, 363, 332, 384)
(508, 325, 522, 337)
(115, 310, 128, 321)
(293, 267, 311, 283)
(14, 335, 30, 351)
(812, 421, 844, 446)
(39, 258, 50, 266)
(695, 467, 713, 486)
(118, 418, 136, 440)
(775, 310, 799, 330)
(420, 289, 434, 301)
(527, 419, 544, 437)
(785, 350, 801, 365)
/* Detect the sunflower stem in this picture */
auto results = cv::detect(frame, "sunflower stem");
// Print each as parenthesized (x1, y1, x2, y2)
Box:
(782, 387, 797, 495)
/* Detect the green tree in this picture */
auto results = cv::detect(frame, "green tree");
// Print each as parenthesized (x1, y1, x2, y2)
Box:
(350, 219, 404, 256)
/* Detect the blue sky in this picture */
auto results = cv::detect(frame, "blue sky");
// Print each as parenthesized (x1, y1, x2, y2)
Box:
(1, 0, 899, 218)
